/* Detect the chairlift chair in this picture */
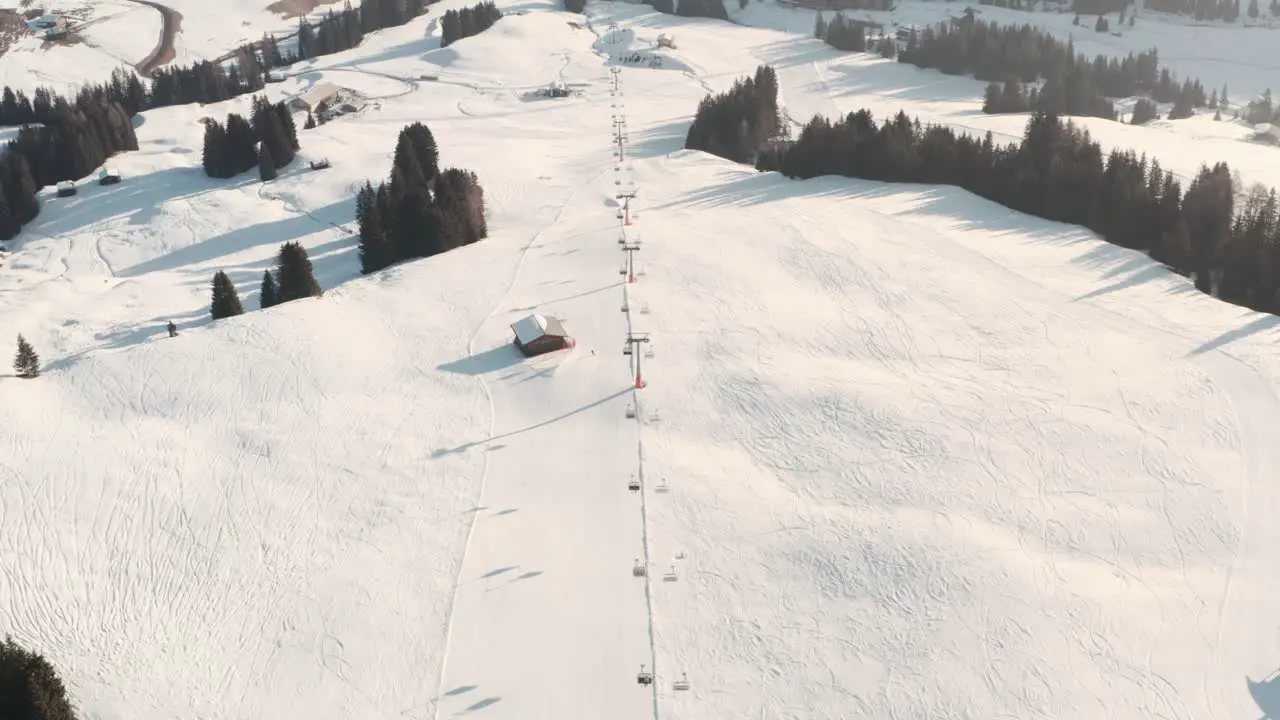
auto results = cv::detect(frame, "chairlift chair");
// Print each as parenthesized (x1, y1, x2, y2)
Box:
(632, 559, 646, 577)
(625, 403, 636, 418)
(637, 665, 654, 685)
(640, 302, 650, 314)
(628, 474, 640, 492)
(648, 408, 661, 422)
(663, 565, 678, 582)
(622, 343, 633, 355)
(672, 673, 690, 691)
(644, 344, 655, 359)
(656, 478, 669, 493)
(621, 303, 629, 312)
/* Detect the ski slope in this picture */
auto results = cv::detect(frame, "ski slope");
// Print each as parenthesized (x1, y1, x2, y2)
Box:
(3, 0, 1280, 718)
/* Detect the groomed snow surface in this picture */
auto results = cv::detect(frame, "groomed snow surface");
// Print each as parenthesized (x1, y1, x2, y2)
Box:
(3, 0, 1280, 718)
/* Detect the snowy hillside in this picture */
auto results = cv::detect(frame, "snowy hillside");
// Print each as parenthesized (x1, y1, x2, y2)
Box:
(4, 0, 1280, 718)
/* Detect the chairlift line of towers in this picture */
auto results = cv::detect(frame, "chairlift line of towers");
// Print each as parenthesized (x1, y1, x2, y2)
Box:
(608, 67, 693, 701)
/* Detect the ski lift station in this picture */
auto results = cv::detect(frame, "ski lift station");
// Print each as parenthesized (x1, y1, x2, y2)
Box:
(510, 313, 575, 357)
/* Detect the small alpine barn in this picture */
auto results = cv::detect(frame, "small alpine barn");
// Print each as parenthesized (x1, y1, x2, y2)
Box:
(510, 313, 575, 357)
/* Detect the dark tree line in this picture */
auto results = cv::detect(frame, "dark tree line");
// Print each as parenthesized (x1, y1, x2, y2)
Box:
(1142, 0, 1248, 21)
(355, 122, 488, 274)
(260, 0, 432, 68)
(893, 20, 1208, 121)
(0, 635, 76, 717)
(747, 101, 1280, 312)
(209, 242, 322, 320)
(201, 95, 300, 179)
(565, 0, 587, 12)
(684, 65, 786, 164)
(650, 0, 728, 18)
(441, 2, 503, 48)
(0, 54, 264, 131)
(0, 91, 137, 240)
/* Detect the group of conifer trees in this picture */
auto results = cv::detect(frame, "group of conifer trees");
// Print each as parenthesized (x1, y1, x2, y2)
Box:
(201, 96, 301, 180)
(259, 0, 433, 68)
(210, 242, 323, 321)
(441, 1, 504, 47)
(684, 65, 785, 164)
(890, 20, 1211, 121)
(684, 67, 1280, 315)
(355, 122, 488, 275)
(0, 53, 265, 130)
(0, 91, 137, 240)
(0, 636, 74, 715)
(649, 0, 729, 19)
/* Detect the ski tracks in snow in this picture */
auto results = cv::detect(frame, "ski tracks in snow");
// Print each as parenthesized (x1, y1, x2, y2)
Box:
(428, 166, 612, 720)
(850, 201, 1280, 717)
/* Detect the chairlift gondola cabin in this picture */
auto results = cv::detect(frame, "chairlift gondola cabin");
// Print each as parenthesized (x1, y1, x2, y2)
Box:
(98, 168, 121, 185)
(510, 313, 575, 357)
(56, 181, 76, 197)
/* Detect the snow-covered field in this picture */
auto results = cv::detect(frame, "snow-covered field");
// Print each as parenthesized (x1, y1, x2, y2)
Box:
(0, 0, 161, 94)
(4, 0, 1280, 718)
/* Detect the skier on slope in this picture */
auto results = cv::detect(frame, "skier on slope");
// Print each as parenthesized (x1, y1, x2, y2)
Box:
(167, 321, 178, 338)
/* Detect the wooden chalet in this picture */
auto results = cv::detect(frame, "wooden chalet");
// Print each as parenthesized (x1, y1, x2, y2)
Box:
(510, 313, 574, 356)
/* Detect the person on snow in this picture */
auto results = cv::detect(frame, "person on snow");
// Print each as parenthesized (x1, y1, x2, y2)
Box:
(167, 321, 178, 338)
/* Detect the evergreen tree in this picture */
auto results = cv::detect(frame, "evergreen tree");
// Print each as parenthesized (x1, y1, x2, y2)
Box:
(0, 635, 77, 718)
(275, 102, 301, 151)
(275, 241, 323, 302)
(210, 270, 245, 319)
(258, 145, 278, 181)
(0, 192, 18, 242)
(260, 269, 279, 308)
(14, 334, 39, 378)
(1131, 98, 1159, 124)
(1249, 0, 1259, 18)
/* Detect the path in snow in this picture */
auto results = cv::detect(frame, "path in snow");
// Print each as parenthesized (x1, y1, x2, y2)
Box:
(432, 80, 654, 717)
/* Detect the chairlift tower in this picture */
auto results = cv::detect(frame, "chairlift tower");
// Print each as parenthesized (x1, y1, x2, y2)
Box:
(609, 66, 623, 95)
(616, 189, 638, 226)
(622, 331, 650, 388)
(620, 241, 641, 284)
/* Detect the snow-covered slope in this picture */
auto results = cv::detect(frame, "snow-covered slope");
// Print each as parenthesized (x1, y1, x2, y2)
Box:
(4, 0, 1280, 718)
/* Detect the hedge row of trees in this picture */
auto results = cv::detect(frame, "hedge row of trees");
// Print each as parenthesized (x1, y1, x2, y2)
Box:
(0, 56, 264, 134)
(201, 96, 301, 180)
(651, 0, 730, 20)
(355, 122, 488, 274)
(685, 65, 785, 164)
(259, 0, 434, 68)
(441, 1, 504, 48)
(210, 242, 323, 321)
(891, 20, 1210, 121)
(678, 72, 1275, 313)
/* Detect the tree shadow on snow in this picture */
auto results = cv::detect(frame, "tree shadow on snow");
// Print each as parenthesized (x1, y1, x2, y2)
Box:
(626, 119, 690, 160)
(1248, 672, 1280, 719)
(754, 36, 838, 70)
(1188, 313, 1280, 357)
(825, 62, 987, 106)
(119, 197, 355, 277)
(43, 306, 210, 373)
(26, 166, 257, 246)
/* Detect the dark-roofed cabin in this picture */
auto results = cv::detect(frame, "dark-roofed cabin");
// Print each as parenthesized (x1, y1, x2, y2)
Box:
(511, 313, 575, 357)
